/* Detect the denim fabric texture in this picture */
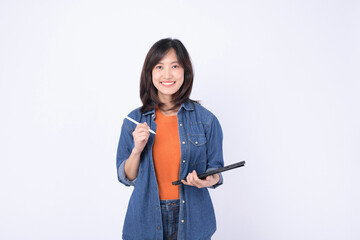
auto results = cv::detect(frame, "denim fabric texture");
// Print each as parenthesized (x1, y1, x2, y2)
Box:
(160, 199, 180, 240)
(117, 100, 224, 240)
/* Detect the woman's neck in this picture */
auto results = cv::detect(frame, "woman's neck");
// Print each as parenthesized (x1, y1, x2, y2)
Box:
(158, 95, 178, 116)
(158, 101, 179, 116)
(159, 104, 178, 116)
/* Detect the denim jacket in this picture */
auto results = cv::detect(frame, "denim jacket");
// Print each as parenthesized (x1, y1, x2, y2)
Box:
(116, 100, 224, 240)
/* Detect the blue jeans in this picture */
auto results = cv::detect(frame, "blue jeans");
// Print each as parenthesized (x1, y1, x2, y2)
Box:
(160, 199, 180, 240)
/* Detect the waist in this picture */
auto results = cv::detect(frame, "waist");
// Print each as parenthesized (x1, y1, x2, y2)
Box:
(160, 199, 180, 210)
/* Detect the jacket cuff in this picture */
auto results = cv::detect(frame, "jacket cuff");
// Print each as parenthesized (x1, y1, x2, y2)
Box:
(118, 160, 137, 186)
(206, 167, 223, 189)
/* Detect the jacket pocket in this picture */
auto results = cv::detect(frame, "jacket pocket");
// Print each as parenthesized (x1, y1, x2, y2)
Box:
(188, 134, 207, 168)
(188, 135, 207, 146)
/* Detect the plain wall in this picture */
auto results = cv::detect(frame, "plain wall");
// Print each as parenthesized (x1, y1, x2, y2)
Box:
(1, 0, 359, 239)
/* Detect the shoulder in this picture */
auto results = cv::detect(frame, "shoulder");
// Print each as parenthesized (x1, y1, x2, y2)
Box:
(191, 101, 219, 125)
(188, 101, 223, 137)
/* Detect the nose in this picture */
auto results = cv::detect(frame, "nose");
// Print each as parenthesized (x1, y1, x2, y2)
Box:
(164, 67, 172, 79)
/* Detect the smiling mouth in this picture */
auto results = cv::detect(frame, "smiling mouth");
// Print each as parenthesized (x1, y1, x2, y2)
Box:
(161, 81, 176, 86)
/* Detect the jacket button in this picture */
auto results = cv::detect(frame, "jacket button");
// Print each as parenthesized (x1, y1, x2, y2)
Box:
(182, 160, 186, 163)
(182, 200, 185, 204)
(182, 141, 185, 144)
(195, 141, 198, 145)
(180, 123, 183, 126)
(157, 226, 161, 230)
(181, 219, 185, 223)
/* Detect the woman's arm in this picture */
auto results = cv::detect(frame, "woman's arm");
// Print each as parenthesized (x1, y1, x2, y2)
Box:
(124, 122, 150, 181)
(124, 149, 142, 181)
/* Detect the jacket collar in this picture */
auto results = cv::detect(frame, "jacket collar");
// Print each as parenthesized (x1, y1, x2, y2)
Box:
(179, 100, 194, 111)
(143, 108, 155, 116)
(142, 100, 194, 116)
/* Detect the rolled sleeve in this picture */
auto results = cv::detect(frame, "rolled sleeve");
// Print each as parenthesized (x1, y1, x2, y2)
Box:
(206, 168, 223, 189)
(118, 160, 137, 187)
(116, 118, 136, 187)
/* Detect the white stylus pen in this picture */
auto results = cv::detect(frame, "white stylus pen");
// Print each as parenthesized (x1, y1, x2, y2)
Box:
(125, 116, 156, 135)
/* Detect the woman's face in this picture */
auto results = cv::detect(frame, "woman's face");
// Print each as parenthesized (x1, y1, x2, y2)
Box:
(152, 48, 184, 102)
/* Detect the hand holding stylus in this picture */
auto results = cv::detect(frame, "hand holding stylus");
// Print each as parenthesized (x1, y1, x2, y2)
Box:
(125, 116, 155, 154)
(132, 122, 151, 154)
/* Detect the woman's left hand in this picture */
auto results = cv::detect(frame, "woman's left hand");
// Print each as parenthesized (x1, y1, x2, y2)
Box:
(181, 170, 220, 188)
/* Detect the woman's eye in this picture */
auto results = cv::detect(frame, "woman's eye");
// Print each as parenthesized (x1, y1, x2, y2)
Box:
(155, 66, 162, 69)
(172, 65, 179, 68)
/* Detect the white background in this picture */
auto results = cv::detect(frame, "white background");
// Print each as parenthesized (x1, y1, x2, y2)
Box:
(1, 0, 359, 239)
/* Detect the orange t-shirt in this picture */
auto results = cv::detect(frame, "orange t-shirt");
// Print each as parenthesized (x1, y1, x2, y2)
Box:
(152, 108, 180, 200)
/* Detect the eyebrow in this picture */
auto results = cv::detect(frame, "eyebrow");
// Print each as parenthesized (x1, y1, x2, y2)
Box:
(157, 61, 179, 64)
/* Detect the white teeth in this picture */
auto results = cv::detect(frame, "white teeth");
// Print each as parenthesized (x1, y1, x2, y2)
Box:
(161, 82, 175, 86)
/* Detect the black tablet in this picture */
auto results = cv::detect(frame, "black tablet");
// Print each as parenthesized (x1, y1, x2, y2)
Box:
(172, 161, 246, 185)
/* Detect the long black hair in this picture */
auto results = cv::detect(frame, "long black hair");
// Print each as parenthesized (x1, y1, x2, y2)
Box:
(139, 38, 195, 113)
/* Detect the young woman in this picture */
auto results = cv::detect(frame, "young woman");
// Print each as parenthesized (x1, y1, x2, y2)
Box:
(116, 38, 224, 240)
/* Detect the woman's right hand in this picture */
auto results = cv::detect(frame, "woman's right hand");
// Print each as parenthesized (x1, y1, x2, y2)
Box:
(132, 122, 151, 154)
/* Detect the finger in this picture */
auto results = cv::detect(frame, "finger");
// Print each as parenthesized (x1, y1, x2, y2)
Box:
(192, 175, 203, 186)
(137, 123, 150, 132)
(188, 171, 196, 181)
(134, 129, 150, 139)
(191, 170, 199, 180)
(137, 136, 147, 142)
(186, 173, 192, 184)
(181, 179, 191, 186)
(186, 173, 196, 187)
(135, 125, 149, 133)
(138, 131, 150, 138)
(135, 128, 151, 136)
(134, 133, 147, 140)
(135, 132, 150, 142)
(140, 134, 150, 143)
(188, 171, 202, 188)
(136, 122, 149, 128)
(194, 171, 211, 188)
(192, 172, 204, 188)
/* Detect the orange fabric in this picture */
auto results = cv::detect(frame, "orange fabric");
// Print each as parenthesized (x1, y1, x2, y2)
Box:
(152, 108, 180, 200)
